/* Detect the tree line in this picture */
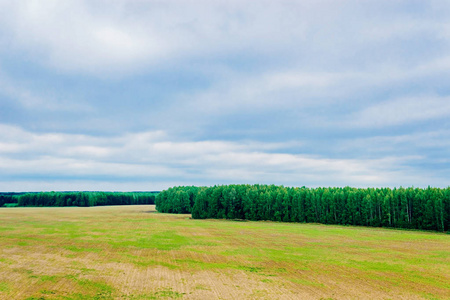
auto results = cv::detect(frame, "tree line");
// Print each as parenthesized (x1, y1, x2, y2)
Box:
(156, 185, 449, 232)
(0, 193, 22, 207)
(1, 192, 157, 207)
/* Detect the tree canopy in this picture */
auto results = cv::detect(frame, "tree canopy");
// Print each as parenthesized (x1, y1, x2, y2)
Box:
(156, 185, 450, 232)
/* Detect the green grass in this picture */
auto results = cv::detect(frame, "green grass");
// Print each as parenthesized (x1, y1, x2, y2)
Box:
(0, 282, 10, 292)
(0, 205, 448, 299)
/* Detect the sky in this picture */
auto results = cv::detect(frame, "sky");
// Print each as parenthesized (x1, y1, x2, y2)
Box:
(0, 0, 450, 191)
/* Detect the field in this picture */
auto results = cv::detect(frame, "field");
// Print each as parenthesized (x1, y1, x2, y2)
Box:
(0, 206, 448, 299)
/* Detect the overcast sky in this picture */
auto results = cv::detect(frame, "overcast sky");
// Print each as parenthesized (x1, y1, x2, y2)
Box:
(0, 0, 449, 191)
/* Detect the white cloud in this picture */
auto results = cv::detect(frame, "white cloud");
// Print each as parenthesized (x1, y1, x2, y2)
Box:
(348, 95, 450, 128)
(0, 124, 440, 190)
(0, 1, 166, 75)
(2, 1, 446, 77)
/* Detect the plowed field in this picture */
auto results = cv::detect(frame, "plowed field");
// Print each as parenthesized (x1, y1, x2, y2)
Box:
(0, 205, 448, 299)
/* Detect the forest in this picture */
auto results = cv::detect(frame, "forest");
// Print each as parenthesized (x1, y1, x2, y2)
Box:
(0, 193, 24, 207)
(0, 191, 156, 207)
(156, 185, 449, 232)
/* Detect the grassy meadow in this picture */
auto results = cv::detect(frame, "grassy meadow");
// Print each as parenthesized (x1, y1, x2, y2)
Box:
(0, 205, 448, 299)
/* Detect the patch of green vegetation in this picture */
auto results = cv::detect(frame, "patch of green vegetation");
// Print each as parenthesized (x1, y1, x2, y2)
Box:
(420, 292, 444, 300)
(237, 266, 264, 273)
(0, 257, 14, 265)
(221, 245, 330, 266)
(80, 267, 96, 274)
(0, 226, 15, 232)
(64, 245, 101, 253)
(63, 279, 115, 300)
(146, 231, 191, 250)
(133, 259, 179, 269)
(220, 247, 264, 257)
(63, 274, 79, 280)
(40, 289, 56, 295)
(0, 282, 10, 292)
(172, 257, 284, 274)
(109, 231, 190, 250)
(77, 279, 114, 291)
(429, 251, 450, 259)
(116, 253, 180, 270)
(184, 236, 220, 248)
(63, 293, 111, 300)
(368, 271, 450, 290)
(39, 275, 58, 282)
(347, 260, 405, 273)
(410, 273, 450, 289)
(12, 268, 33, 274)
(195, 284, 211, 291)
(150, 288, 185, 299)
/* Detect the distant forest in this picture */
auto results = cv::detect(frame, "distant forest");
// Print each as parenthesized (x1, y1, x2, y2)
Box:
(0, 191, 157, 207)
(156, 185, 449, 232)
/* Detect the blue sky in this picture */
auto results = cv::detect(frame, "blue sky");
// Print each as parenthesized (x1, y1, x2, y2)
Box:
(0, 0, 450, 191)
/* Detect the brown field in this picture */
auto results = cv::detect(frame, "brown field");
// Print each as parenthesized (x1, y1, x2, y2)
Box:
(0, 205, 449, 299)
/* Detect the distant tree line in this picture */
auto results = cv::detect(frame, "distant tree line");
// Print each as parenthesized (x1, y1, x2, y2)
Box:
(1, 192, 157, 207)
(156, 185, 449, 232)
(0, 193, 21, 207)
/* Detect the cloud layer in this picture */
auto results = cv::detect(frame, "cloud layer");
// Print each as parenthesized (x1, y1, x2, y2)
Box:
(0, 1, 449, 190)
(0, 125, 438, 191)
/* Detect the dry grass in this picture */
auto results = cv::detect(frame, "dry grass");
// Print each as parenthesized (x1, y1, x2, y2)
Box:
(0, 205, 448, 299)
